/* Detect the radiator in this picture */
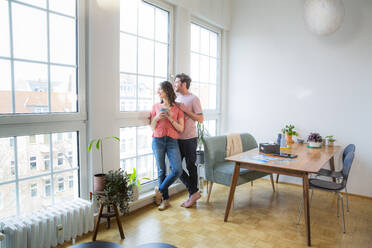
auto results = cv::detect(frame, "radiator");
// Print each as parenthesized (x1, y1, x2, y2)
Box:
(0, 198, 94, 248)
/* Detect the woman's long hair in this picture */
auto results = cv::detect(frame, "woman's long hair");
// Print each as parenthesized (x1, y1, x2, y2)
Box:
(160, 81, 177, 106)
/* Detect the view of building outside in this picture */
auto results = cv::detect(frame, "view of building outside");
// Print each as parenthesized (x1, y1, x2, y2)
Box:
(0, 132, 79, 218)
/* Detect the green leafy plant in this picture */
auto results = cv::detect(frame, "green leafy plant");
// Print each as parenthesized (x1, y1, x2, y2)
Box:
(127, 168, 150, 190)
(281, 125, 298, 136)
(95, 169, 130, 215)
(197, 122, 209, 150)
(325, 135, 336, 142)
(88, 136, 120, 174)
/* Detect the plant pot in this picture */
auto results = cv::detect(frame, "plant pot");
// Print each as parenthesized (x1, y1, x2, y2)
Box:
(130, 185, 139, 202)
(285, 133, 294, 144)
(196, 150, 204, 164)
(309, 142, 322, 148)
(94, 173, 106, 192)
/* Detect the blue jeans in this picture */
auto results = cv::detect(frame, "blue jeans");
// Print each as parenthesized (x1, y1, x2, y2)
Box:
(152, 136, 182, 200)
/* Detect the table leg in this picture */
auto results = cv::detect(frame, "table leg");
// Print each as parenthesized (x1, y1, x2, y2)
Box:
(92, 203, 104, 241)
(303, 174, 311, 246)
(113, 203, 125, 239)
(224, 162, 240, 222)
(330, 156, 336, 182)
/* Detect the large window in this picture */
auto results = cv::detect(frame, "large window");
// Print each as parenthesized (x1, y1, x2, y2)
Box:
(0, 132, 79, 217)
(120, 0, 170, 112)
(190, 22, 220, 111)
(0, 0, 78, 114)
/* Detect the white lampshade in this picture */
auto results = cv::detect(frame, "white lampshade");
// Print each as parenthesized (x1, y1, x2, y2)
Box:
(304, 0, 345, 36)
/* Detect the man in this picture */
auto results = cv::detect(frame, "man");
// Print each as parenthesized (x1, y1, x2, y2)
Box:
(173, 73, 203, 208)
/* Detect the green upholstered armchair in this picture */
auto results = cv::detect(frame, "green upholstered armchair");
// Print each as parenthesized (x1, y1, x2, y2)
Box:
(203, 133, 275, 202)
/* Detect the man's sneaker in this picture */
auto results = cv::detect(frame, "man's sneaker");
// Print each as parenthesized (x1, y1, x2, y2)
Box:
(154, 187, 162, 205)
(158, 199, 170, 211)
(184, 191, 201, 208)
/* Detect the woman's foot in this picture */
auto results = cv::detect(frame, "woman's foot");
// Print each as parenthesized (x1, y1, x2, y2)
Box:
(183, 192, 201, 208)
(154, 187, 162, 205)
(158, 199, 170, 211)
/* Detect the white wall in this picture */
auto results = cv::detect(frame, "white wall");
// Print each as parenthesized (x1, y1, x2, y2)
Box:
(227, 0, 372, 197)
(87, 0, 231, 192)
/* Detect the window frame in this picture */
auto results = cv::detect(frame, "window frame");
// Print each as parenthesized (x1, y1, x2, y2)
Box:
(30, 183, 38, 198)
(57, 176, 65, 192)
(190, 17, 222, 135)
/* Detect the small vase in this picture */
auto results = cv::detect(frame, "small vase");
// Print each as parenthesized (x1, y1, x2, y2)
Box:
(285, 133, 294, 144)
(309, 142, 322, 148)
(94, 173, 106, 192)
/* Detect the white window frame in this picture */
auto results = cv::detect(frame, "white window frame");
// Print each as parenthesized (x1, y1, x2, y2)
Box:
(190, 17, 222, 135)
(44, 154, 50, 170)
(45, 179, 51, 197)
(118, 0, 174, 192)
(30, 183, 38, 197)
(57, 177, 64, 192)
(10, 160, 15, 176)
(57, 152, 64, 166)
(68, 175, 73, 188)
(0, 0, 88, 216)
(0, 192, 3, 210)
(30, 155, 37, 169)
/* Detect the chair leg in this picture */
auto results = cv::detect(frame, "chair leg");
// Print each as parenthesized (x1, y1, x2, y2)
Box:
(206, 182, 213, 203)
(337, 195, 340, 217)
(276, 174, 279, 183)
(338, 193, 346, 233)
(270, 174, 275, 192)
(345, 186, 350, 212)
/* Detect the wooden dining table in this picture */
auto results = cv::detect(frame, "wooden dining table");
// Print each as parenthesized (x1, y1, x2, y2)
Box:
(224, 143, 342, 246)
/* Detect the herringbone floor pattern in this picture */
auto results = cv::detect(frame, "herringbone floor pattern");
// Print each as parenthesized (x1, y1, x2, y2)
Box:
(61, 179, 372, 248)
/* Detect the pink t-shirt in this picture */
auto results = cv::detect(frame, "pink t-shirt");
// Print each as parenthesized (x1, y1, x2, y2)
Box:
(150, 103, 184, 139)
(176, 93, 203, 140)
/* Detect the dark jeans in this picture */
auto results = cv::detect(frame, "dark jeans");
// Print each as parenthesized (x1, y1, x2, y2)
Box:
(178, 137, 198, 196)
(152, 136, 182, 200)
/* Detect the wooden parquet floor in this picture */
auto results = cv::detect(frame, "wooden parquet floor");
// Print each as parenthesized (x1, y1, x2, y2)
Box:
(61, 179, 372, 248)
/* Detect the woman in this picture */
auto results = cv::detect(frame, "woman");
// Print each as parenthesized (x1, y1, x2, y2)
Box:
(150, 81, 185, 210)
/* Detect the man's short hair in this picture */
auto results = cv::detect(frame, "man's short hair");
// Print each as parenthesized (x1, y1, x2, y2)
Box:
(175, 73, 192, 89)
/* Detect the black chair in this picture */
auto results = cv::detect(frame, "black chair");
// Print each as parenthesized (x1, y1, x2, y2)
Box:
(314, 144, 355, 211)
(298, 152, 355, 233)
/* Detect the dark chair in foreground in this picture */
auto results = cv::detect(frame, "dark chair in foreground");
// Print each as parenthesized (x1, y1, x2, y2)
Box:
(203, 133, 275, 203)
(314, 144, 355, 211)
(298, 152, 355, 233)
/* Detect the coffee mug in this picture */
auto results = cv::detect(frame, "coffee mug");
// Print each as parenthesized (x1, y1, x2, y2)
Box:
(160, 108, 168, 117)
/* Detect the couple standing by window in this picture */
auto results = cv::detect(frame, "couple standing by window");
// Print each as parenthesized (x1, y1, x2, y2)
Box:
(150, 73, 203, 211)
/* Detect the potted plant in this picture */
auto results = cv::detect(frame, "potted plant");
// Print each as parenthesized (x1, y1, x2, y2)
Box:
(127, 168, 150, 202)
(281, 125, 299, 144)
(196, 122, 209, 164)
(307, 133, 323, 148)
(88, 136, 120, 192)
(94, 169, 130, 215)
(325, 135, 336, 146)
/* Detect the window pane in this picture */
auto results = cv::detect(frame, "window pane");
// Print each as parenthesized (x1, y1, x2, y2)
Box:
(12, 3, 47, 61)
(50, 65, 77, 112)
(200, 28, 209, 56)
(52, 132, 78, 171)
(138, 2, 154, 39)
(54, 170, 78, 204)
(138, 38, 154, 76)
(0, 183, 17, 217)
(0, 137, 16, 182)
(190, 24, 200, 52)
(138, 76, 153, 111)
(0, 1, 10, 57)
(199, 83, 209, 110)
(137, 155, 154, 181)
(17, 134, 51, 179)
(154, 43, 168, 77)
(189, 82, 200, 97)
(200, 55, 209, 83)
(14, 61, 48, 113)
(50, 14, 76, 65)
(0, 59, 12, 114)
(137, 126, 152, 155)
(209, 84, 217, 109)
(121, 157, 136, 174)
(17, 0, 46, 8)
(120, 127, 136, 159)
(120, 74, 137, 112)
(155, 8, 168, 43)
(49, 0, 76, 16)
(190, 53, 200, 82)
(120, 0, 137, 34)
(19, 176, 52, 215)
(120, 33, 137, 73)
(210, 31, 218, 58)
(209, 58, 217, 84)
